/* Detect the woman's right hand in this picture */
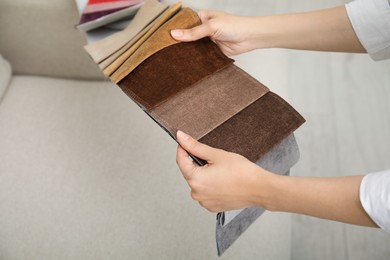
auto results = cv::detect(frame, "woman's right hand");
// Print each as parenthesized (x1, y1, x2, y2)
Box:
(170, 10, 260, 56)
(170, 6, 366, 56)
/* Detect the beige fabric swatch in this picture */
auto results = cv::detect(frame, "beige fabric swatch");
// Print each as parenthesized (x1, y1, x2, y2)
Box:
(84, 0, 168, 63)
(98, 13, 160, 70)
(151, 65, 269, 140)
(108, 2, 183, 82)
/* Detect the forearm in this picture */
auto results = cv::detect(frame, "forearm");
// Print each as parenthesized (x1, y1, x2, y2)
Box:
(258, 173, 377, 227)
(251, 6, 366, 53)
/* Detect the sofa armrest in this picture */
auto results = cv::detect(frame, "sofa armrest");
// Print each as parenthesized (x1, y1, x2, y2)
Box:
(0, 0, 103, 80)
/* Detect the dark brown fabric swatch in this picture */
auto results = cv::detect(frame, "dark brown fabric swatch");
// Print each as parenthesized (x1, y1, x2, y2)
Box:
(110, 7, 200, 82)
(118, 38, 234, 110)
(151, 65, 269, 140)
(199, 92, 305, 163)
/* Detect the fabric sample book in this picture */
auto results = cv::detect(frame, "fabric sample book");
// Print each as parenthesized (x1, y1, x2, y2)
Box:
(81, 0, 305, 255)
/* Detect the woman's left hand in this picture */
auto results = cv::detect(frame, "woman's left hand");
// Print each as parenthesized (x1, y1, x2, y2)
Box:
(175, 130, 274, 213)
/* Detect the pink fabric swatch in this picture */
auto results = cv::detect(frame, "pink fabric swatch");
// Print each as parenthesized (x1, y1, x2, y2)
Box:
(79, 0, 144, 24)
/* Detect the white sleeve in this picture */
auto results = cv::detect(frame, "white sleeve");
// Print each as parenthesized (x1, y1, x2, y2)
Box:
(360, 170, 390, 232)
(345, 0, 390, 61)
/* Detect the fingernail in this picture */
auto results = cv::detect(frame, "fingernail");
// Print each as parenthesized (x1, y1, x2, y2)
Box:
(177, 130, 189, 141)
(171, 29, 183, 38)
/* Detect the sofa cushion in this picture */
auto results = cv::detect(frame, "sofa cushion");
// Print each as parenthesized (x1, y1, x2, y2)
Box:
(0, 0, 103, 80)
(0, 54, 12, 101)
(0, 75, 290, 259)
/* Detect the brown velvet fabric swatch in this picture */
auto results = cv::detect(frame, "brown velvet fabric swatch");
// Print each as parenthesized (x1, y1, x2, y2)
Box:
(199, 92, 305, 163)
(151, 65, 269, 140)
(108, 2, 182, 81)
(118, 39, 234, 110)
(84, 0, 169, 63)
(110, 8, 200, 83)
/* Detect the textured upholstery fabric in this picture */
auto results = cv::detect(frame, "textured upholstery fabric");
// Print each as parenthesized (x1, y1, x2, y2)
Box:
(151, 65, 269, 140)
(80, 7, 127, 24)
(97, 12, 161, 70)
(79, 0, 143, 24)
(118, 39, 234, 109)
(0, 54, 12, 101)
(199, 92, 305, 162)
(108, 2, 182, 81)
(217, 134, 300, 255)
(0, 0, 103, 80)
(84, 0, 168, 63)
(82, 0, 141, 13)
(109, 8, 200, 81)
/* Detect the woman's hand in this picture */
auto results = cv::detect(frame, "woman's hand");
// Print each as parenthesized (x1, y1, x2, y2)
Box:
(175, 130, 377, 227)
(170, 10, 261, 56)
(171, 7, 365, 55)
(175, 130, 274, 213)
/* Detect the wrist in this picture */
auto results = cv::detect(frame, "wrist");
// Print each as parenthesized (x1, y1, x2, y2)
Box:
(250, 168, 283, 211)
(245, 16, 284, 50)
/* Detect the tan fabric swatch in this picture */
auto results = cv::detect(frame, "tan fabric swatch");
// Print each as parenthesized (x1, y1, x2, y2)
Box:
(109, 2, 181, 83)
(98, 12, 161, 70)
(84, 0, 168, 63)
(151, 65, 269, 140)
(101, 6, 178, 75)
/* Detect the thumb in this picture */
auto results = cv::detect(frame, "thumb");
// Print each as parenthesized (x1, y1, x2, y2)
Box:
(176, 130, 220, 163)
(170, 23, 211, 42)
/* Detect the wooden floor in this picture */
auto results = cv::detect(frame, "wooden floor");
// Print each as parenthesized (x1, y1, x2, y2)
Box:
(179, 0, 390, 259)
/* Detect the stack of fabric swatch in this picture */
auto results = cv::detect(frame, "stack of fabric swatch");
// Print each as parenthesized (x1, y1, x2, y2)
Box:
(77, 0, 146, 31)
(82, 0, 305, 255)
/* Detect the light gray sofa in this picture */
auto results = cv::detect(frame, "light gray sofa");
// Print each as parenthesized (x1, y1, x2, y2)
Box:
(0, 1, 291, 259)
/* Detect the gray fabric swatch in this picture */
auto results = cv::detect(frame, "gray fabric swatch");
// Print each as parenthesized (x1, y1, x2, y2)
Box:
(216, 134, 300, 256)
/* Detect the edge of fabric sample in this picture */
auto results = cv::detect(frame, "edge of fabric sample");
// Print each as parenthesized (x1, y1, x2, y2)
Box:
(216, 206, 267, 256)
(84, 0, 169, 63)
(77, 3, 144, 32)
(81, 0, 143, 14)
(79, 7, 129, 24)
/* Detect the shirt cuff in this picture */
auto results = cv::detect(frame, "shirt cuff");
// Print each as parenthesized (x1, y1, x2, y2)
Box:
(360, 170, 390, 232)
(345, 0, 390, 61)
